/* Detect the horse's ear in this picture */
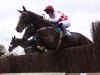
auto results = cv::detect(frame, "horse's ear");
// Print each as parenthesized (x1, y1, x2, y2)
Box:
(14, 35, 16, 39)
(23, 6, 27, 12)
(12, 37, 13, 39)
(17, 10, 22, 13)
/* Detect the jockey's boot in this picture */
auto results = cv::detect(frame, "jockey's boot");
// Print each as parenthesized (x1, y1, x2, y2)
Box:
(58, 23, 68, 37)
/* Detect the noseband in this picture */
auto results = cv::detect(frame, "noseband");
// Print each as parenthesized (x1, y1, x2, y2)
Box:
(37, 27, 52, 32)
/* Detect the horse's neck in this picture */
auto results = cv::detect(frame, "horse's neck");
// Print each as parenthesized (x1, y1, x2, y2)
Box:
(23, 25, 33, 40)
(10, 39, 30, 50)
(19, 39, 30, 48)
(14, 39, 24, 47)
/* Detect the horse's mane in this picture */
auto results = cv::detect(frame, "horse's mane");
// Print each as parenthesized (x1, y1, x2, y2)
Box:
(27, 11, 55, 28)
(27, 11, 42, 20)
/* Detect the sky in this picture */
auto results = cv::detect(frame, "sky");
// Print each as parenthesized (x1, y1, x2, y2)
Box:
(0, 0, 100, 53)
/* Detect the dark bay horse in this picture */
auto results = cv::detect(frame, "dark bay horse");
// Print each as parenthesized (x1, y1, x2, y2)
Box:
(8, 36, 44, 54)
(16, 6, 92, 50)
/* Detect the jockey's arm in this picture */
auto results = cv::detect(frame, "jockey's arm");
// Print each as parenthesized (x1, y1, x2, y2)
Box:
(48, 12, 62, 22)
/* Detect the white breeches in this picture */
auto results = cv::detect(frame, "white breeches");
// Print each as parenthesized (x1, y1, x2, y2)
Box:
(58, 19, 71, 28)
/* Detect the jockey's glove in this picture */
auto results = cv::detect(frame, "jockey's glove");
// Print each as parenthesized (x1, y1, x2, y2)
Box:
(43, 17, 49, 21)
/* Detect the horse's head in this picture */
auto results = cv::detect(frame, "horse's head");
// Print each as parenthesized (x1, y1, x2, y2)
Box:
(16, 6, 30, 32)
(8, 36, 19, 52)
(16, 6, 43, 33)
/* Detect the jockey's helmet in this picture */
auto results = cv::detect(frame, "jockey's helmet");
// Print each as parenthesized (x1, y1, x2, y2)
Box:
(44, 5, 54, 13)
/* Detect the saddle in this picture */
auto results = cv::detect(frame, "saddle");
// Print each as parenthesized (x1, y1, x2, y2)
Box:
(52, 22, 71, 37)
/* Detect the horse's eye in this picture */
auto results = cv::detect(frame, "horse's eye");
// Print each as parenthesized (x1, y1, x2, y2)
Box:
(19, 15, 25, 19)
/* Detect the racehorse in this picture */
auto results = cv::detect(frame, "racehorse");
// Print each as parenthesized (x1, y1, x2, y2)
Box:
(8, 36, 44, 54)
(16, 6, 92, 50)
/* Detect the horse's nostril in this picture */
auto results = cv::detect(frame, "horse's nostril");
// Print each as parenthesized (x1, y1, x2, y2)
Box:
(17, 29, 19, 32)
(16, 28, 22, 32)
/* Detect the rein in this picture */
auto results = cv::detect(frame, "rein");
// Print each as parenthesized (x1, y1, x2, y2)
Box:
(30, 19, 53, 32)
(37, 27, 52, 32)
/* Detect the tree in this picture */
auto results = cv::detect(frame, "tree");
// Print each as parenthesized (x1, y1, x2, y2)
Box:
(0, 44, 6, 53)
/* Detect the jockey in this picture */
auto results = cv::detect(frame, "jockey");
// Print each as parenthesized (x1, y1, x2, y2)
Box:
(44, 5, 71, 36)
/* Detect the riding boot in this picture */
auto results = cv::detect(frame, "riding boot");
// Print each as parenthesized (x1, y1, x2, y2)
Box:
(58, 23, 68, 37)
